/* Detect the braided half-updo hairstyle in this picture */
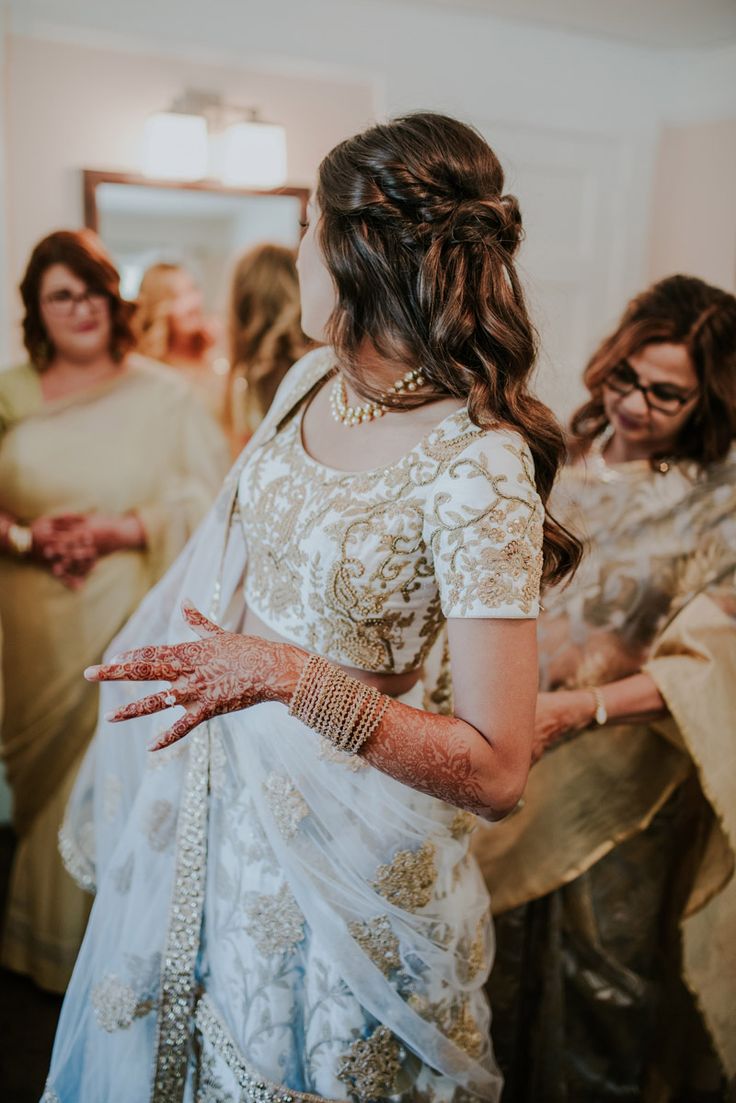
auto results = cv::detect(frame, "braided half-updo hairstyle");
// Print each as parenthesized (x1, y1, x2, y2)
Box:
(317, 112, 581, 587)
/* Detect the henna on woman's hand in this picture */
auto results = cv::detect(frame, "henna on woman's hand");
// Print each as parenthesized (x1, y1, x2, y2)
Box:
(85, 602, 527, 816)
(85, 601, 306, 750)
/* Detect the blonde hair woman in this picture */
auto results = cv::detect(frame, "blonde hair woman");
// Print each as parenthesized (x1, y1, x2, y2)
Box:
(132, 263, 226, 425)
(227, 243, 312, 446)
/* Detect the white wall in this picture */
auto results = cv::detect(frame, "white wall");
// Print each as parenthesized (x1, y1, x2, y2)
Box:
(3, 33, 377, 361)
(2, 0, 735, 383)
(649, 119, 736, 293)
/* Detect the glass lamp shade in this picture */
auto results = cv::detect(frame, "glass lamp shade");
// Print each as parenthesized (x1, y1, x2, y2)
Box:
(141, 112, 209, 181)
(210, 122, 287, 188)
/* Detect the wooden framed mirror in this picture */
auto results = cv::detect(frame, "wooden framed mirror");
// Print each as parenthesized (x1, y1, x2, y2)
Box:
(83, 170, 309, 307)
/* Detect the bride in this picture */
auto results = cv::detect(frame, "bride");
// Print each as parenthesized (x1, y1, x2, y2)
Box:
(45, 112, 580, 1102)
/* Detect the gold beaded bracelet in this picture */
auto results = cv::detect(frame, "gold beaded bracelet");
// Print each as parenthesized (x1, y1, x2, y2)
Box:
(289, 654, 390, 755)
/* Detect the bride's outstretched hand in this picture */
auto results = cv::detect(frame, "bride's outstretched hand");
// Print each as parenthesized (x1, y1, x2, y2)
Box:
(84, 601, 305, 751)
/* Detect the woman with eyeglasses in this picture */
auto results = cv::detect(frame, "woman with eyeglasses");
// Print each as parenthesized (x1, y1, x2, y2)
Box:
(0, 230, 228, 994)
(474, 275, 736, 1101)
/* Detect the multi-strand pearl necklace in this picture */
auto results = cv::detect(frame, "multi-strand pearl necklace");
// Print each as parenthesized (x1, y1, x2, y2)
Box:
(329, 368, 426, 427)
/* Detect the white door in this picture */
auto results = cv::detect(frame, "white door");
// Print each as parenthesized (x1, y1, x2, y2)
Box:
(478, 122, 652, 422)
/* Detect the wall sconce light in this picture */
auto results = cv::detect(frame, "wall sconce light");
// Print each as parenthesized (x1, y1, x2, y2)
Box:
(141, 91, 287, 189)
(141, 112, 209, 181)
(210, 121, 287, 188)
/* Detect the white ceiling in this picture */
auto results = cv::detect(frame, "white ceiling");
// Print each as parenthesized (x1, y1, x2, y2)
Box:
(365, 0, 736, 48)
(8, 0, 736, 50)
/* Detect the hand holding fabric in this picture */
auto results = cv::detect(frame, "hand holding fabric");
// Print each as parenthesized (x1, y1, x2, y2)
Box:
(85, 601, 305, 751)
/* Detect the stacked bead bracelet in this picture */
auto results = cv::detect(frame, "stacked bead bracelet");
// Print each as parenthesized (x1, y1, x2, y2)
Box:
(288, 654, 390, 755)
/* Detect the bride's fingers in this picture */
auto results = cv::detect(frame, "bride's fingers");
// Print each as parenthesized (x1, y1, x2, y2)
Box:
(148, 703, 207, 751)
(182, 600, 224, 639)
(85, 658, 184, 683)
(112, 639, 188, 661)
(105, 689, 187, 723)
(109, 644, 190, 672)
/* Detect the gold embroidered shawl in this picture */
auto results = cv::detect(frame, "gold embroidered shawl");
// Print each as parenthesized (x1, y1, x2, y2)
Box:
(472, 445, 736, 1074)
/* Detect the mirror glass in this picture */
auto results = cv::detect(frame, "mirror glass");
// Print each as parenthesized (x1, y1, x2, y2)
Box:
(86, 175, 307, 309)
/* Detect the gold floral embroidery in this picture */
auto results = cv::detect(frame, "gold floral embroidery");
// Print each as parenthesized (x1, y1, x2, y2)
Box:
(429, 443, 544, 619)
(337, 1025, 403, 1100)
(262, 774, 310, 838)
(408, 993, 484, 1058)
(449, 809, 477, 839)
(348, 915, 401, 976)
(457, 914, 489, 982)
(372, 841, 437, 911)
(238, 404, 542, 677)
(244, 882, 305, 956)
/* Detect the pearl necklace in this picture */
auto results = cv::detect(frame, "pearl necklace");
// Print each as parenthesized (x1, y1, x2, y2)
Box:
(329, 368, 426, 427)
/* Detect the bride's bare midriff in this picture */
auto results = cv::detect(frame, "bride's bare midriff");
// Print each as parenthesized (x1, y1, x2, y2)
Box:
(242, 607, 423, 698)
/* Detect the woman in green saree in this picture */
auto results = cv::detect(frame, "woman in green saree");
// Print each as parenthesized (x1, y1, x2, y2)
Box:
(475, 274, 736, 1101)
(0, 230, 228, 992)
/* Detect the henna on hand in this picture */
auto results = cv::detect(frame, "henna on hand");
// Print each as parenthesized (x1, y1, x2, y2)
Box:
(85, 601, 527, 816)
(530, 690, 594, 762)
(30, 514, 97, 587)
(85, 601, 306, 750)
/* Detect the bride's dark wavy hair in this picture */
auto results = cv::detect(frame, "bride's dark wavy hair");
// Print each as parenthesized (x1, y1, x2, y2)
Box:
(316, 112, 581, 587)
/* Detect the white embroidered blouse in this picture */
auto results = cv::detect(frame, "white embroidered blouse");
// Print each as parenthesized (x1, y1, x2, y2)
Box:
(237, 375, 544, 675)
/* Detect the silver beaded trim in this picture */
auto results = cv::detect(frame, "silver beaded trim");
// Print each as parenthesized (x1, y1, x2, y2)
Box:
(194, 994, 346, 1103)
(58, 815, 96, 894)
(151, 726, 211, 1099)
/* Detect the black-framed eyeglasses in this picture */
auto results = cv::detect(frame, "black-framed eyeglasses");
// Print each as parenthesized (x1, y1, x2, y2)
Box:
(604, 361, 698, 416)
(42, 288, 108, 317)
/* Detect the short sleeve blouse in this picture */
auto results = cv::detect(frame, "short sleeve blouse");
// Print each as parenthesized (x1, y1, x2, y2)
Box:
(238, 394, 544, 674)
(424, 430, 544, 619)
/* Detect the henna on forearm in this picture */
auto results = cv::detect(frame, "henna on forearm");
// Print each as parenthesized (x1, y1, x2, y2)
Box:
(358, 701, 512, 820)
(283, 661, 516, 819)
(88, 602, 520, 816)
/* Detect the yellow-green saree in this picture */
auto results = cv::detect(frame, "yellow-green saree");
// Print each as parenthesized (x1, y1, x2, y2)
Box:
(0, 356, 228, 990)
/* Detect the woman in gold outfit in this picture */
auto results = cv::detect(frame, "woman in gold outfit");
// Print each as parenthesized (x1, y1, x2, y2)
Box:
(476, 275, 736, 1102)
(0, 230, 228, 992)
